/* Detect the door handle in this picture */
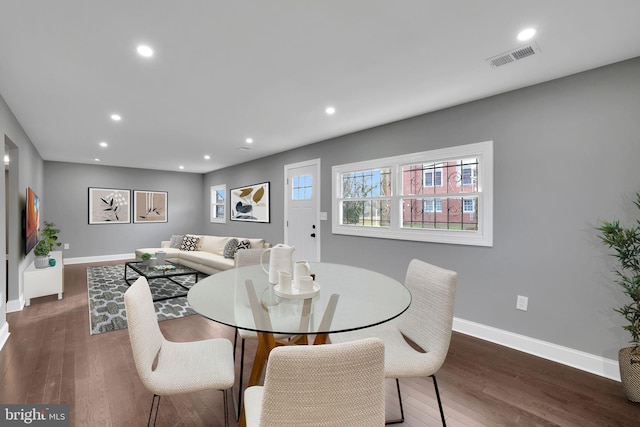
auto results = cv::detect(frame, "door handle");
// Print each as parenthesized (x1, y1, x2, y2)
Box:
(310, 233, 316, 238)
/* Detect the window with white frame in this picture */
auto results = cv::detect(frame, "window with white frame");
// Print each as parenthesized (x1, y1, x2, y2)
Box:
(210, 184, 226, 223)
(292, 175, 313, 200)
(423, 163, 443, 187)
(424, 198, 443, 213)
(339, 168, 391, 227)
(332, 141, 493, 246)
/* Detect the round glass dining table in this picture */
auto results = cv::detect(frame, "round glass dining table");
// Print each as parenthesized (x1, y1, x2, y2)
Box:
(187, 262, 411, 426)
(188, 262, 411, 336)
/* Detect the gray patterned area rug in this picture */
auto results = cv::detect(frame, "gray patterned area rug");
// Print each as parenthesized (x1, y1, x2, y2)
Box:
(87, 264, 197, 335)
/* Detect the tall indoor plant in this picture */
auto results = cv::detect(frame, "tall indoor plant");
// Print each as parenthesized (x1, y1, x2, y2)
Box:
(598, 192, 640, 402)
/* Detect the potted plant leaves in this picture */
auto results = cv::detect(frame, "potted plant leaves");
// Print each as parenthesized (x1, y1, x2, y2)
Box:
(41, 221, 61, 253)
(33, 239, 50, 269)
(140, 252, 152, 266)
(597, 192, 640, 402)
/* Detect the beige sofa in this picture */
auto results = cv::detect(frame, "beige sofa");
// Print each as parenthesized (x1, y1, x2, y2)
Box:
(135, 234, 270, 276)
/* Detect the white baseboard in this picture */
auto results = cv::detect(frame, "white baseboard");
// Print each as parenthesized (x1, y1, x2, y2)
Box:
(64, 253, 135, 265)
(453, 317, 620, 381)
(0, 321, 9, 352)
(6, 298, 24, 313)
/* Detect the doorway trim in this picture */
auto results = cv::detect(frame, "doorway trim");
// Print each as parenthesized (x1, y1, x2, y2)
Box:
(284, 158, 321, 261)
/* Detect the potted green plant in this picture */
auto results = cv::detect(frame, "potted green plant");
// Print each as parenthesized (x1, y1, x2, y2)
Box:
(140, 252, 152, 266)
(41, 221, 61, 252)
(597, 192, 640, 402)
(33, 239, 50, 269)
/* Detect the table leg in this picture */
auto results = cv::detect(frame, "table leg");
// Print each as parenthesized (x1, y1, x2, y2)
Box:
(314, 333, 329, 345)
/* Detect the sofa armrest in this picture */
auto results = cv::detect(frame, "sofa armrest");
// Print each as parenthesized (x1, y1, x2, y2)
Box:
(161, 241, 171, 248)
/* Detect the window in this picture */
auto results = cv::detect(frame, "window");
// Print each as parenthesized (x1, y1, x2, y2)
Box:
(423, 164, 443, 187)
(339, 168, 391, 227)
(210, 185, 226, 223)
(292, 175, 313, 200)
(463, 198, 475, 213)
(461, 163, 476, 186)
(332, 141, 493, 246)
(424, 198, 443, 213)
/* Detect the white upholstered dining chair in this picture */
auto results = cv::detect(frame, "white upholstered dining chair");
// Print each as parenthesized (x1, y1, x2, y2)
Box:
(331, 259, 458, 425)
(243, 337, 386, 427)
(124, 276, 235, 426)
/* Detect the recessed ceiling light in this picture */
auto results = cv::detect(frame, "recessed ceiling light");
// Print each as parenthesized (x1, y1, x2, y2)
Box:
(137, 45, 154, 57)
(325, 106, 336, 115)
(246, 138, 253, 144)
(99, 141, 108, 148)
(110, 114, 121, 121)
(204, 155, 211, 160)
(517, 28, 536, 42)
(94, 158, 100, 162)
(178, 165, 184, 170)
(4, 154, 10, 165)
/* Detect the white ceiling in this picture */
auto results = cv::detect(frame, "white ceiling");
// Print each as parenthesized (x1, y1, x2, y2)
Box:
(1, 1, 639, 174)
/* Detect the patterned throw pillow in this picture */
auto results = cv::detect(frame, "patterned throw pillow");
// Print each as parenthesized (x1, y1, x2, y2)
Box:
(223, 238, 239, 259)
(180, 235, 200, 251)
(236, 239, 251, 251)
(170, 234, 184, 249)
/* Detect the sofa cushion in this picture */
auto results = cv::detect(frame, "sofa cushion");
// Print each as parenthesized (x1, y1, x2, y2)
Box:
(247, 238, 266, 249)
(237, 239, 251, 251)
(200, 235, 229, 255)
(179, 251, 235, 271)
(169, 234, 184, 249)
(180, 235, 200, 251)
(223, 238, 239, 259)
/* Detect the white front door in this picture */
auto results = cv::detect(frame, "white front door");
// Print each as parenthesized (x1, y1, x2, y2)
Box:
(285, 159, 320, 262)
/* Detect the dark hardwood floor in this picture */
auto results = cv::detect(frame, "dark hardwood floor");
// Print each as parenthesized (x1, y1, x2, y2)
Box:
(1, 261, 639, 426)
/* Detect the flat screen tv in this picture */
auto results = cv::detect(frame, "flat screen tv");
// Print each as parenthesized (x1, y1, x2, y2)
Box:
(25, 187, 40, 255)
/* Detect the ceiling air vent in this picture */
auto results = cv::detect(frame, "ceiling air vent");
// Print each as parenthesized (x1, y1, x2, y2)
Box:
(486, 42, 541, 68)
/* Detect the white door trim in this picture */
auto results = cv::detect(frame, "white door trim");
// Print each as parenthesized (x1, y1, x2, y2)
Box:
(284, 158, 321, 261)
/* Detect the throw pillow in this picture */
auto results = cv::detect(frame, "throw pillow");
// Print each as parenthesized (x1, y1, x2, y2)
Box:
(236, 239, 251, 251)
(223, 238, 239, 259)
(180, 235, 200, 251)
(170, 234, 184, 249)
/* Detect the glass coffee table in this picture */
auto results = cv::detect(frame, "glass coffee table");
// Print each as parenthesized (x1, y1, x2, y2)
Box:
(124, 261, 200, 302)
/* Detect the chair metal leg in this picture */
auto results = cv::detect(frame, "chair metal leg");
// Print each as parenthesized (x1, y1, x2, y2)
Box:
(233, 328, 239, 361)
(148, 394, 161, 427)
(223, 389, 229, 427)
(237, 337, 246, 419)
(386, 376, 446, 426)
(431, 374, 446, 426)
(385, 378, 405, 425)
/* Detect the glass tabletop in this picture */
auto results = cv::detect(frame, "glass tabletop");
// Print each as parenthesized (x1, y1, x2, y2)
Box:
(126, 260, 197, 278)
(187, 262, 412, 335)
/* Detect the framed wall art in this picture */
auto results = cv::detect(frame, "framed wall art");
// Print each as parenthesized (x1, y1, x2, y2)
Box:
(230, 181, 270, 223)
(88, 187, 131, 224)
(133, 190, 168, 223)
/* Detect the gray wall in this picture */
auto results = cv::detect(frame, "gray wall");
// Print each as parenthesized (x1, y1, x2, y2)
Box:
(0, 92, 45, 320)
(43, 162, 204, 258)
(203, 57, 640, 359)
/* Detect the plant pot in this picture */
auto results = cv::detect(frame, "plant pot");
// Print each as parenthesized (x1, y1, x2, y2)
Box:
(619, 346, 640, 402)
(34, 256, 50, 269)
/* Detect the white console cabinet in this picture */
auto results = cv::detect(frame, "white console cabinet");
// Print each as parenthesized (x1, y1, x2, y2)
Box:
(24, 251, 64, 306)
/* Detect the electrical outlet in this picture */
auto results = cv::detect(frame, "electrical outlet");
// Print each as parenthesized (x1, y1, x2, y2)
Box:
(516, 295, 528, 311)
(64, 243, 70, 250)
